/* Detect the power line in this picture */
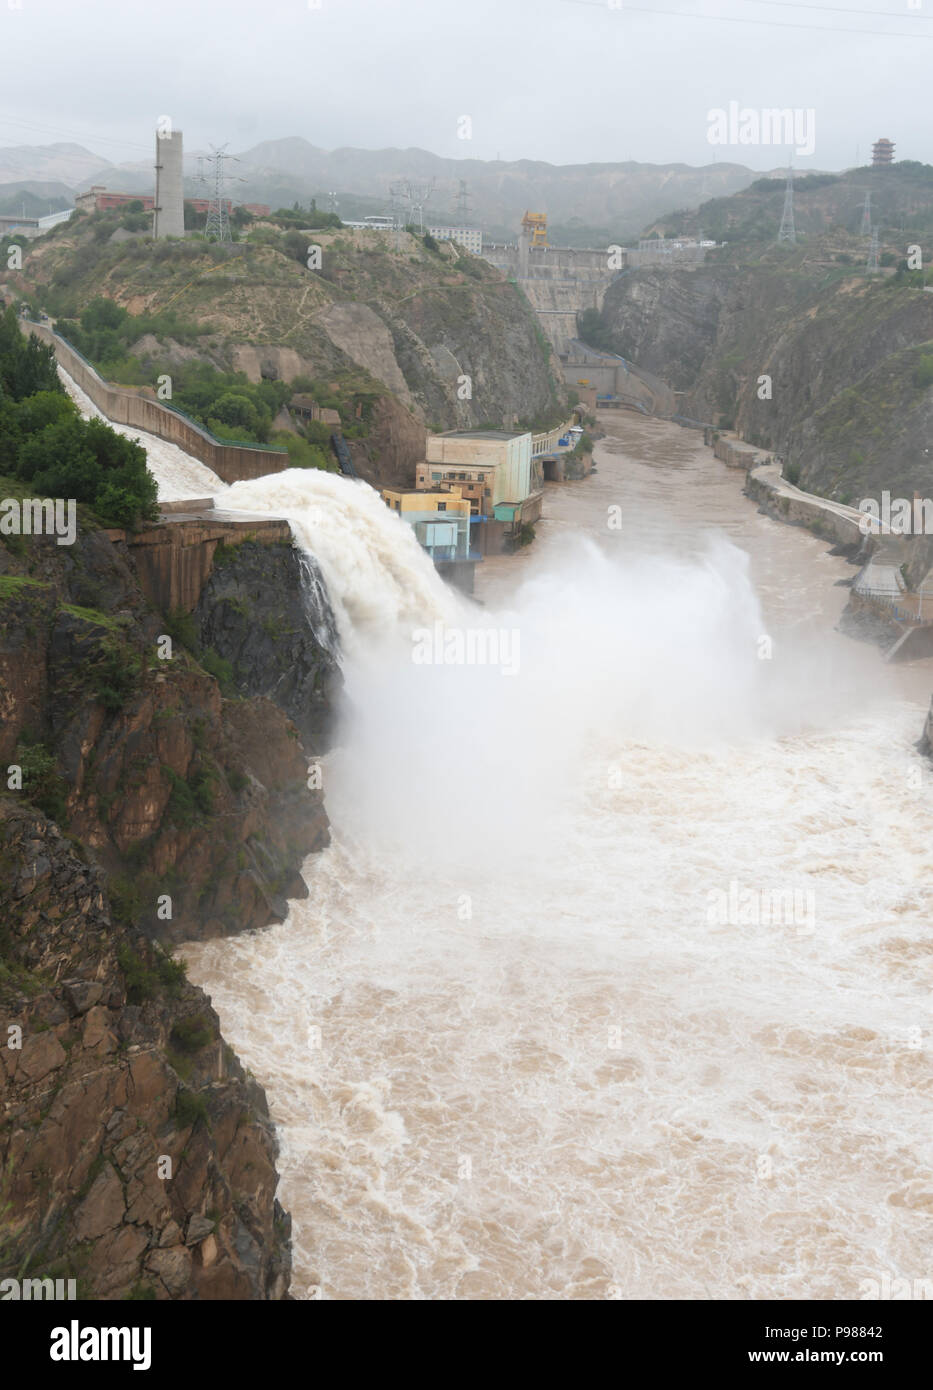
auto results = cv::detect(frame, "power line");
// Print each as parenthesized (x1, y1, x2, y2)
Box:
(0, 111, 152, 155)
(749, 0, 932, 19)
(561, 0, 933, 39)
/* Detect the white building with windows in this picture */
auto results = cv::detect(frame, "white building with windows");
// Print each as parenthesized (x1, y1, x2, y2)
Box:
(427, 225, 483, 255)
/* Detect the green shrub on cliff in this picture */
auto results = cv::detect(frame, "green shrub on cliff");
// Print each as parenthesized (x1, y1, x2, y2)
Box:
(14, 736, 67, 824)
(175, 1090, 208, 1129)
(277, 432, 333, 471)
(162, 762, 217, 825)
(199, 648, 234, 693)
(89, 635, 141, 711)
(171, 1013, 215, 1054)
(117, 940, 187, 1002)
(162, 607, 199, 651)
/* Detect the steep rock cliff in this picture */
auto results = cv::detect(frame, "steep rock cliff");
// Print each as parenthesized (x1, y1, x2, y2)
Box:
(0, 522, 330, 945)
(0, 803, 290, 1299)
(0, 509, 341, 1298)
(193, 538, 339, 754)
(599, 261, 933, 502)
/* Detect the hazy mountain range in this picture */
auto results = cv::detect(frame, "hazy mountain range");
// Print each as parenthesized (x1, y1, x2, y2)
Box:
(0, 137, 793, 242)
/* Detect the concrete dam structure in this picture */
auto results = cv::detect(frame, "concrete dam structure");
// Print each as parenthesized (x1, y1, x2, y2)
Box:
(561, 339, 676, 418)
(482, 240, 625, 357)
(481, 225, 674, 418)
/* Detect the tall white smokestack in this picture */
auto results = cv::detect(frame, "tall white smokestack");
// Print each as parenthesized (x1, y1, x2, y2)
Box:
(153, 126, 184, 240)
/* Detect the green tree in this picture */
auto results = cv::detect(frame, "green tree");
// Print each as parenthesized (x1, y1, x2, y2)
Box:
(0, 306, 61, 400)
(14, 412, 157, 529)
(81, 297, 128, 332)
(209, 391, 262, 436)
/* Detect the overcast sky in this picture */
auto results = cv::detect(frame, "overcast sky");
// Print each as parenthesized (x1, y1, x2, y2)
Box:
(0, 0, 928, 171)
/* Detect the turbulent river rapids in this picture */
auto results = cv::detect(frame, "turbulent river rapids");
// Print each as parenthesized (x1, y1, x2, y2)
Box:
(68, 367, 933, 1300)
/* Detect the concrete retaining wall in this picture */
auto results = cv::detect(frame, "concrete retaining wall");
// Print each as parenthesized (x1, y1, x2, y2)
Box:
(21, 321, 290, 484)
(712, 435, 765, 470)
(123, 514, 293, 614)
(745, 467, 866, 548)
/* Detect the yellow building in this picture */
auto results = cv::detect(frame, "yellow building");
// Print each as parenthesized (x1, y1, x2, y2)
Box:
(522, 211, 548, 247)
(382, 485, 472, 562)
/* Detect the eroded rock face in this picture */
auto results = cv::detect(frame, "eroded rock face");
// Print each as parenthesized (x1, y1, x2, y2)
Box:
(599, 263, 933, 503)
(346, 393, 428, 491)
(194, 539, 339, 754)
(0, 525, 332, 944)
(0, 517, 341, 1296)
(0, 805, 291, 1300)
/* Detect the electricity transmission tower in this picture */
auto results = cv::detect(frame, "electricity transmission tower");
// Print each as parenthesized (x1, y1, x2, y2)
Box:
(328, 190, 339, 218)
(867, 227, 880, 272)
(389, 179, 410, 249)
(454, 178, 471, 224)
(199, 144, 237, 241)
(777, 166, 796, 245)
(409, 177, 436, 234)
(859, 191, 872, 239)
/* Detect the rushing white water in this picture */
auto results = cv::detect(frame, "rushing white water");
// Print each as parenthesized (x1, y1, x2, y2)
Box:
(58, 367, 227, 501)
(225, 471, 462, 644)
(179, 418, 933, 1301)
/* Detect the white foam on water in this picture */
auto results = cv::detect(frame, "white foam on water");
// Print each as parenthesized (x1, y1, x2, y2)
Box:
(58, 365, 227, 501)
(180, 425, 933, 1301)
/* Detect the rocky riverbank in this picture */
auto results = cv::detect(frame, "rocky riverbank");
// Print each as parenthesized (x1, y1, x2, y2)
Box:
(0, 804, 291, 1299)
(0, 508, 339, 1296)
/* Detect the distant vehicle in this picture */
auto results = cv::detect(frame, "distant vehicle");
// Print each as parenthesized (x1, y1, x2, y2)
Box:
(700, 240, 717, 248)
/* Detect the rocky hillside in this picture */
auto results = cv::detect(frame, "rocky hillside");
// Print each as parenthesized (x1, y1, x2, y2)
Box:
(0, 803, 291, 1299)
(7, 213, 567, 487)
(1, 504, 339, 1297)
(652, 165, 933, 247)
(597, 244, 933, 504)
(0, 516, 335, 944)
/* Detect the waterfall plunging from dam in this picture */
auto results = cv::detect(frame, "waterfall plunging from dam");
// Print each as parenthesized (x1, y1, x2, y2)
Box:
(108, 397, 933, 1301)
